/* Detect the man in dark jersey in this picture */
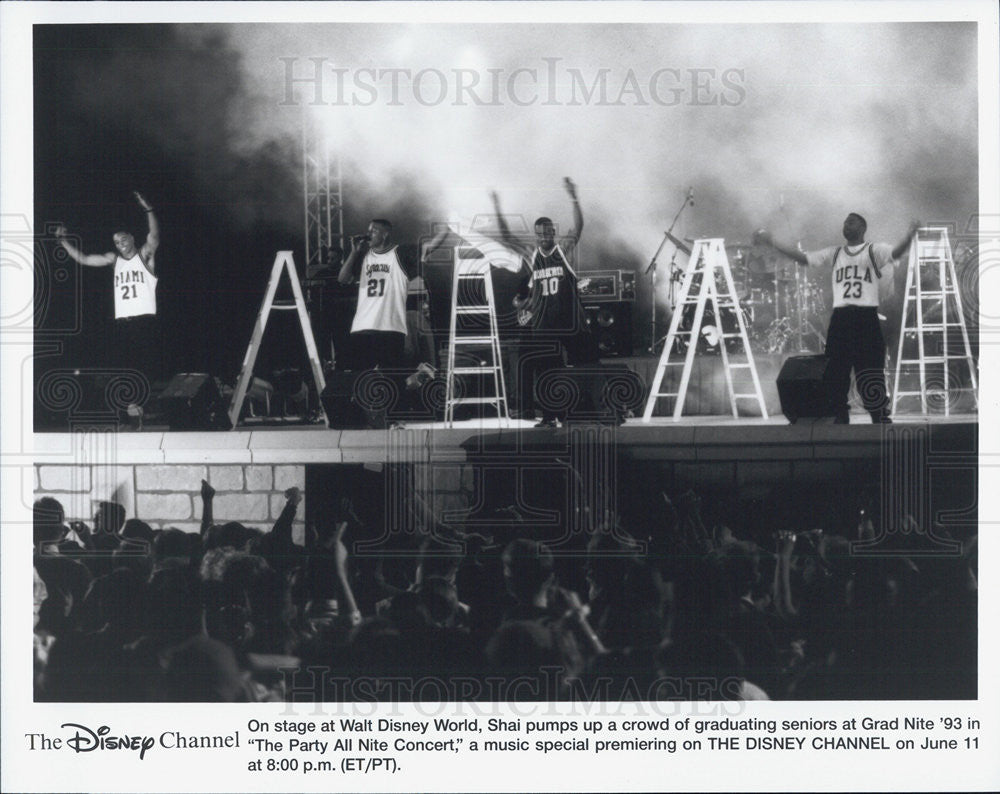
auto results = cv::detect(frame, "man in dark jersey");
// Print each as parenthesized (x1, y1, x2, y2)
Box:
(496, 178, 594, 427)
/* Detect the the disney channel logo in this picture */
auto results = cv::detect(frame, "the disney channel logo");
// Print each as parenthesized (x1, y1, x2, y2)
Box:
(61, 723, 156, 759)
(25, 723, 241, 760)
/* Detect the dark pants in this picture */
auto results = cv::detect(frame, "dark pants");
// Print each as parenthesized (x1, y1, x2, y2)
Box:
(112, 313, 162, 407)
(824, 306, 889, 422)
(347, 331, 406, 371)
(518, 335, 569, 421)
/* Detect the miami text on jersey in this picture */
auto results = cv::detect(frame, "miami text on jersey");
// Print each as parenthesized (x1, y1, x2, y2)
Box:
(115, 268, 148, 286)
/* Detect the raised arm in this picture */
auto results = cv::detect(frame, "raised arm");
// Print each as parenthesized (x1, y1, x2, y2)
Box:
(54, 226, 114, 268)
(133, 192, 159, 262)
(271, 486, 301, 543)
(333, 521, 362, 625)
(564, 177, 583, 238)
(489, 190, 518, 249)
(891, 220, 921, 261)
(338, 235, 367, 284)
(200, 479, 215, 538)
(753, 229, 807, 265)
(421, 226, 451, 261)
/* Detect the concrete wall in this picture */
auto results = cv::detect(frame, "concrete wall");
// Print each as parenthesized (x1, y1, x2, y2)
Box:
(33, 462, 307, 540)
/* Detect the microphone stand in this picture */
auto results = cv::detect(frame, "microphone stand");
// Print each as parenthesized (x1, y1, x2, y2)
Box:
(646, 190, 694, 354)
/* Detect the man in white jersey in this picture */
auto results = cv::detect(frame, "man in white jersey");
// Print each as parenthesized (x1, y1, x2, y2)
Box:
(55, 191, 161, 414)
(756, 213, 919, 423)
(338, 218, 419, 370)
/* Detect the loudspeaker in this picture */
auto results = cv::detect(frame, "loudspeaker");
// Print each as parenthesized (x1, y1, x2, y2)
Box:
(537, 364, 646, 423)
(320, 370, 372, 429)
(160, 373, 228, 430)
(776, 355, 834, 423)
(583, 302, 633, 357)
(322, 368, 447, 427)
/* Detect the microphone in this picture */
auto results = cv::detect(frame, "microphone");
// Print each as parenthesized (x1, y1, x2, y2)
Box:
(351, 233, 371, 244)
(687, 187, 695, 206)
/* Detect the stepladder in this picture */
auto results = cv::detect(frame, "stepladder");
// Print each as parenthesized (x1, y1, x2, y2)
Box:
(642, 238, 768, 421)
(444, 250, 510, 426)
(228, 251, 329, 428)
(892, 227, 978, 416)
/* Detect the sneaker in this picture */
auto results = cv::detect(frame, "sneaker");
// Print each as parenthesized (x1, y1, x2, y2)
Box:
(534, 418, 559, 428)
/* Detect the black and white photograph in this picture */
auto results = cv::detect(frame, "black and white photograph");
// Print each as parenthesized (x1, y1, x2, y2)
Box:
(3, 2, 998, 792)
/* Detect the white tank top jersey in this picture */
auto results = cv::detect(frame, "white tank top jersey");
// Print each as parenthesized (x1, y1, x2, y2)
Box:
(808, 242, 893, 309)
(113, 252, 157, 319)
(351, 245, 409, 334)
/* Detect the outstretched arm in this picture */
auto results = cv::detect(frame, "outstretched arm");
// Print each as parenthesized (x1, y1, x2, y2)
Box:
(53, 226, 114, 268)
(753, 229, 807, 265)
(891, 220, 921, 261)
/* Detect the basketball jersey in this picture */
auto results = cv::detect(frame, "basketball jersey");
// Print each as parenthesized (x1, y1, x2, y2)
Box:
(528, 245, 580, 331)
(351, 245, 409, 334)
(113, 252, 157, 319)
(828, 243, 891, 308)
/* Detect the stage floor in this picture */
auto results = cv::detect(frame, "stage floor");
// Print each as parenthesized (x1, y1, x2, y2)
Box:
(396, 412, 978, 431)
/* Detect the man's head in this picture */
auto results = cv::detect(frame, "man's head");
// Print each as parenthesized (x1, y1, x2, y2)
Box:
(842, 213, 867, 244)
(534, 217, 557, 252)
(368, 219, 392, 250)
(502, 538, 555, 603)
(33, 497, 66, 545)
(112, 231, 137, 258)
(94, 500, 126, 537)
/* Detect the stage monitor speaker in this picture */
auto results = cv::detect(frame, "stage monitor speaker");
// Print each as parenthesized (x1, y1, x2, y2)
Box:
(322, 368, 446, 428)
(320, 370, 371, 429)
(160, 373, 229, 430)
(538, 364, 646, 423)
(776, 355, 834, 423)
(583, 302, 633, 357)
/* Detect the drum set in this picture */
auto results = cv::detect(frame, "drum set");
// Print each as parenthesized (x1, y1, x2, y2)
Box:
(665, 242, 827, 356)
(725, 243, 826, 353)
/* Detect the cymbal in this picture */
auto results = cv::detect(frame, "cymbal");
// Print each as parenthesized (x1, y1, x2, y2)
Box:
(664, 231, 691, 255)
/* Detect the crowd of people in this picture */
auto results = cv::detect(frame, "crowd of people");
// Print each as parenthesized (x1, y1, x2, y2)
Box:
(32, 480, 977, 703)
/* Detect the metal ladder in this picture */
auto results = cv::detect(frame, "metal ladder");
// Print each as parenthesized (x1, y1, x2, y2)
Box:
(228, 251, 328, 428)
(444, 249, 510, 426)
(892, 227, 978, 416)
(642, 238, 768, 421)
